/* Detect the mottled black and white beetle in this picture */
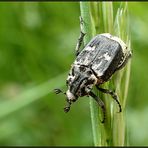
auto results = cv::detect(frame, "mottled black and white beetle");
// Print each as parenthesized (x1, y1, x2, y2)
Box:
(54, 17, 132, 123)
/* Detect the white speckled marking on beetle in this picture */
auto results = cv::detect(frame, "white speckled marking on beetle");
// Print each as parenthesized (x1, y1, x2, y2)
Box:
(103, 52, 111, 61)
(66, 90, 75, 101)
(85, 46, 96, 51)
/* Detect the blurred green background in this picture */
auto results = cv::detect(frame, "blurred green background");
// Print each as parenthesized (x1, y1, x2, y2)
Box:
(0, 2, 148, 146)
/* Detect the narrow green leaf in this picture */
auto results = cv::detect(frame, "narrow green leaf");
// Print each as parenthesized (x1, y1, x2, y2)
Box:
(0, 72, 67, 119)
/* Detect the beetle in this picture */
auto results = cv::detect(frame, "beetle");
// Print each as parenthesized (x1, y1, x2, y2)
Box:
(54, 17, 132, 123)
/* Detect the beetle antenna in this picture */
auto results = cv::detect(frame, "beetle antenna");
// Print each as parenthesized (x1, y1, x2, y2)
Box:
(54, 88, 66, 95)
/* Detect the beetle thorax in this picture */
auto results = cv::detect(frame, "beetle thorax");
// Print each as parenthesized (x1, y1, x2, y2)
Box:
(66, 64, 98, 101)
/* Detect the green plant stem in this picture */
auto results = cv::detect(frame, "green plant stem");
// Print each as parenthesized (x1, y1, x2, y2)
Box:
(80, 2, 101, 146)
(80, 1, 131, 146)
(112, 3, 131, 146)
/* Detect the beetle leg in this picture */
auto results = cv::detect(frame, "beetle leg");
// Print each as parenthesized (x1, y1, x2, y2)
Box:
(89, 91, 106, 123)
(54, 89, 72, 113)
(75, 16, 86, 56)
(54, 88, 66, 95)
(54, 88, 62, 94)
(96, 86, 122, 113)
(64, 99, 72, 113)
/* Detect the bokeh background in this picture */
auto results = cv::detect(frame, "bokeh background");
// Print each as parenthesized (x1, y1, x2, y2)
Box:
(0, 2, 148, 146)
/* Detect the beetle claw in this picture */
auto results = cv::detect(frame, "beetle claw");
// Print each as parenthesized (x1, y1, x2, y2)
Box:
(64, 100, 71, 113)
(54, 88, 62, 94)
(54, 88, 66, 95)
(64, 106, 70, 113)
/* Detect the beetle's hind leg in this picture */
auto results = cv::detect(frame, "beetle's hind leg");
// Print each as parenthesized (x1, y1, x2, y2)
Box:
(75, 16, 86, 56)
(89, 91, 106, 123)
(96, 86, 122, 113)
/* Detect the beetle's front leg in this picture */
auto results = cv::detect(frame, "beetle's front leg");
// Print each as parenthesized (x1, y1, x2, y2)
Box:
(89, 91, 106, 123)
(54, 88, 72, 112)
(64, 99, 72, 113)
(75, 16, 86, 56)
(54, 88, 66, 95)
(96, 86, 122, 113)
